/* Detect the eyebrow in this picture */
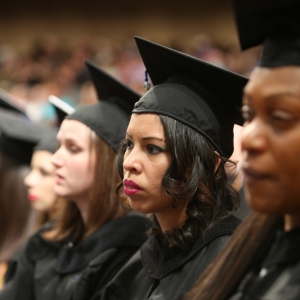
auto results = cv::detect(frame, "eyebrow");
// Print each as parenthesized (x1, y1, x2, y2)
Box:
(243, 91, 300, 102)
(126, 132, 165, 142)
(264, 92, 300, 103)
(56, 136, 81, 144)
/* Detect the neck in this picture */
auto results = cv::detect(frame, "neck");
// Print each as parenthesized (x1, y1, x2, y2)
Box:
(155, 206, 187, 232)
(284, 212, 300, 232)
(73, 197, 89, 226)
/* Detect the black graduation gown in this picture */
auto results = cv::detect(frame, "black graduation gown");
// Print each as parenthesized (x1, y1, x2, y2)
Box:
(229, 227, 300, 300)
(101, 215, 241, 300)
(0, 213, 152, 300)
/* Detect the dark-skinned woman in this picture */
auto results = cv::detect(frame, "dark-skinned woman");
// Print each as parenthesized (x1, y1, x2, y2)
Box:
(185, 1, 300, 299)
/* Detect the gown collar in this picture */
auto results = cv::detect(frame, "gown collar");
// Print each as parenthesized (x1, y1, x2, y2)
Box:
(54, 213, 152, 274)
(141, 215, 241, 279)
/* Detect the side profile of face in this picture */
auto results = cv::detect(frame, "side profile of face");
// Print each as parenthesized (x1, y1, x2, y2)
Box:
(51, 119, 96, 202)
(24, 150, 56, 212)
(123, 113, 186, 230)
(242, 66, 300, 216)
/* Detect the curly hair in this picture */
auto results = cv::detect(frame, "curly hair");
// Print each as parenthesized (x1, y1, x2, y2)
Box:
(117, 114, 239, 250)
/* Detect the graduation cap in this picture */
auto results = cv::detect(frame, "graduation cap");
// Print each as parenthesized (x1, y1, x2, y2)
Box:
(33, 96, 75, 154)
(133, 37, 248, 158)
(233, 0, 300, 67)
(49, 95, 75, 126)
(65, 60, 141, 152)
(0, 88, 28, 117)
(0, 109, 55, 164)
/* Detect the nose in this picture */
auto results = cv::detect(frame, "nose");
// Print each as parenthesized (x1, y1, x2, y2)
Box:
(51, 148, 63, 168)
(241, 118, 267, 157)
(24, 170, 36, 188)
(123, 148, 142, 174)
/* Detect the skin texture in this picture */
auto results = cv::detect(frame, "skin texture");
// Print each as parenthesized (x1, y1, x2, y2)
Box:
(24, 150, 56, 212)
(51, 119, 96, 224)
(123, 113, 187, 232)
(242, 66, 300, 231)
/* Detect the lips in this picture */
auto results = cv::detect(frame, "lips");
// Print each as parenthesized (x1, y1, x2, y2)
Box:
(123, 179, 142, 196)
(28, 194, 38, 202)
(55, 174, 65, 184)
(243, 166, 273, 182)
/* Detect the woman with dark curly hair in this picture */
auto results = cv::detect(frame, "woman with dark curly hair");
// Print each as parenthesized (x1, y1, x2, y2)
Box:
(100, 37, 248, 300)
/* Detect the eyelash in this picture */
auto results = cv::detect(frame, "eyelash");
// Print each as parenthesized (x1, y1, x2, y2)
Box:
(124, 139, 165, 155)
(67, 144, 80, 153)
(40, 169, 51, 176)
(241, 105, 254, 123)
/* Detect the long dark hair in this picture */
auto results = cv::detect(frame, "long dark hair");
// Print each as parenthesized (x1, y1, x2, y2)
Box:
(0, 153, 31, 261)
(184, 211, 282, 300)
(117, 114, 239, 250)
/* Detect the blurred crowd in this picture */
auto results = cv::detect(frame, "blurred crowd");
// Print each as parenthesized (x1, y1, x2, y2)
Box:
(0, 33, 260, 126)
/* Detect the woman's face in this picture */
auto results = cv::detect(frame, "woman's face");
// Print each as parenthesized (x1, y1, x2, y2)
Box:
(242, 66, 300, 215)
(51, 119, 96, 201)
(24, 150, 56, 212)
(123, 113, 174, 216)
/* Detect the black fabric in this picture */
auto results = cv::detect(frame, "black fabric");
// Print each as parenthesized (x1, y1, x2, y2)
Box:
(0, 109, 54, 164)
(133, 37, 248, 158)
(85, 60, 140, 115)
(141, 215, 241, 279)
(229, 227, 300, 300)
(233, 0, 300, 67)
(33, 131, 58, 154)
(0, 88, 28, 117)
(66, 61, 141, 153)
(56, 214, 152, 274)
(67, 101, 130, 153)
(0, 214, 152, 300)
(101, 215, 241, 300)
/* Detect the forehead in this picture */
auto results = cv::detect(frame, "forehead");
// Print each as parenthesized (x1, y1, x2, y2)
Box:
(32, 150, 53, 164)
(127, 113, 165, 137)
(244, 66, 300, 100)
(58, 119, 91, 139)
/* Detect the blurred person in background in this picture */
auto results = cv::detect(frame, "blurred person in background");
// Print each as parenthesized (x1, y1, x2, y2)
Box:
(23, 96, 74, 230)
(0, 60, 151, 300)
(0, 105, 54, 284)
(100, 37, 247, 300)
(184, 1, 300, 299)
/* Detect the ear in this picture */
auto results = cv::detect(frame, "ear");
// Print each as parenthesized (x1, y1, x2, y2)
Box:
(214, 151, 221, 173)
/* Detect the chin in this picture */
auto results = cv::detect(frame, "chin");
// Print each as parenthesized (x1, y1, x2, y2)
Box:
(247, 193, 283, 215)
(129, 201, 154, 214)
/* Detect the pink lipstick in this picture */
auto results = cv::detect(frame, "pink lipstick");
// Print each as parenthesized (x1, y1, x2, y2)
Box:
(123, 179, 142, 196)
(28, 194, 38, 202)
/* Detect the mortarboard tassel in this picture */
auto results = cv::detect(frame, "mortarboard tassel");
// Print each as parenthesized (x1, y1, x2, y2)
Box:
(144, 70, 151, 92)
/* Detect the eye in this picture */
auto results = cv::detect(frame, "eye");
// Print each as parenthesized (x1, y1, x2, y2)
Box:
(270, 109, 294, 122)
(146, 144, 164, 155)
(241, 105, 254, 123)
(124, 139, 134, 151)
(67, 144, 80, 153)
(40, 168, 51, 177)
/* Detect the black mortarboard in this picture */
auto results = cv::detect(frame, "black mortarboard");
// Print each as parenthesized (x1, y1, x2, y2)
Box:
(233, 0, 300, 67)
(0, 88, 28, 117)
(33, 95, 74, 154)
(66, 60, 141, 152)
(0, 109, 54, 164)
(133, 37, 248, 158)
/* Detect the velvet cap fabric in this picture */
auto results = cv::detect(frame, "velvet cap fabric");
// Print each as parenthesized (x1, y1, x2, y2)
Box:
(133, 37, 248, 157)
(233, 0, 300, 67)
(66, 60, 141, 152)
(0, 109, 54, 164)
